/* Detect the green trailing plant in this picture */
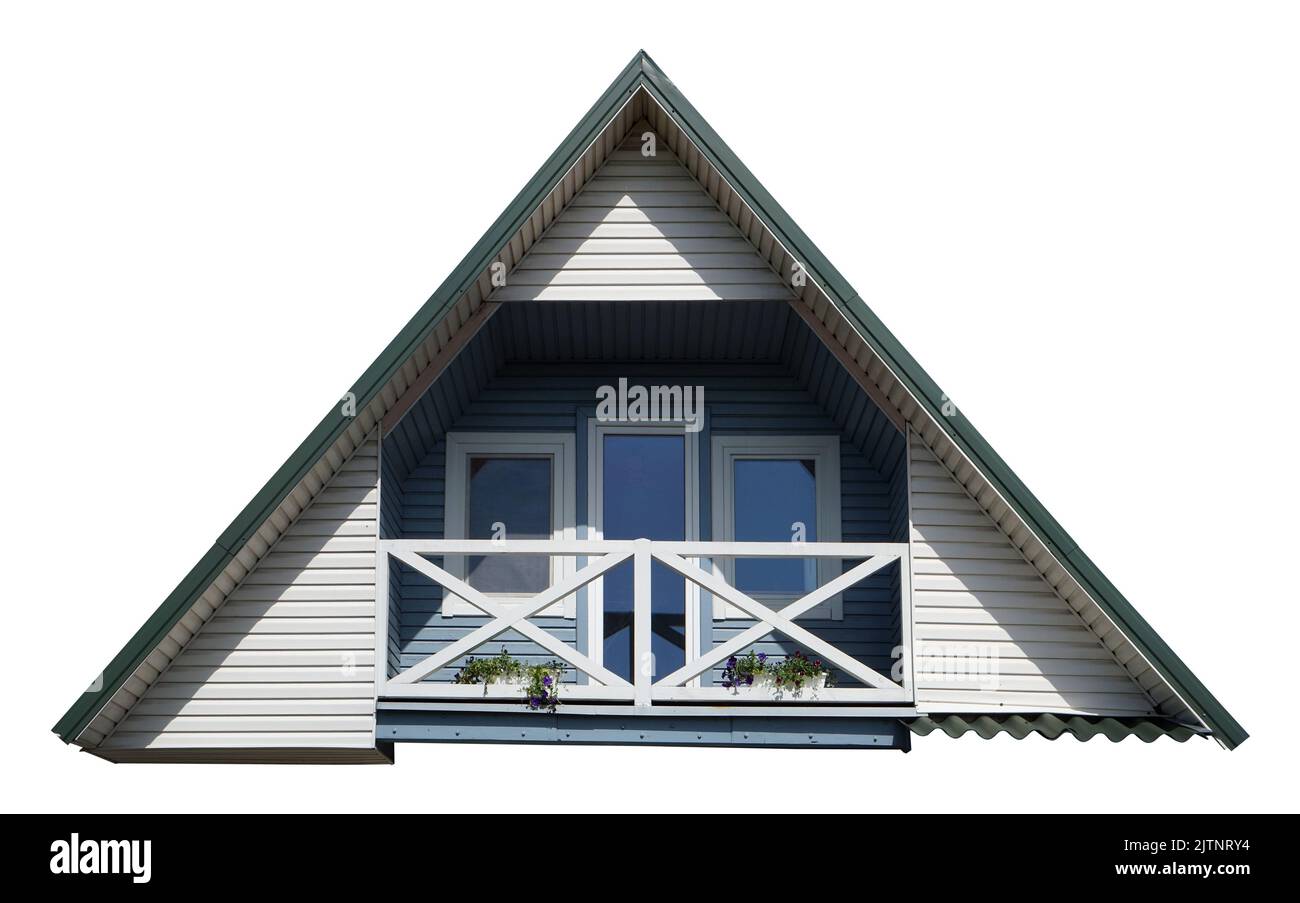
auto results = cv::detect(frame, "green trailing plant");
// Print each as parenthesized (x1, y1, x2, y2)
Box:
(721, 649, 829, 692)
(452, 648, 564, 712)
(452, 648, 522, 685)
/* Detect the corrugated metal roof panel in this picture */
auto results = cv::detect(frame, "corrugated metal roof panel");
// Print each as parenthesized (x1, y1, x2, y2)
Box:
(907, 714, 1203, 744)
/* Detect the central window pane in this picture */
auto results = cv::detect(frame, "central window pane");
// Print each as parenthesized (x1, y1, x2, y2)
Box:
(601, 434, 686, 682)
(466, 456, 551, 594)
(734, 458, 817, 594)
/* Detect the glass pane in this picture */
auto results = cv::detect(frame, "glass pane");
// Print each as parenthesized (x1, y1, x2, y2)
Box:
(601, 435, 686, 682)
(466, 456, 551, 593)
(734, 458, 817, 594)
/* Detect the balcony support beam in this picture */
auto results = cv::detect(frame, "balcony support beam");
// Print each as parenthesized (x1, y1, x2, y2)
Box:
(376, 709, 913, 750)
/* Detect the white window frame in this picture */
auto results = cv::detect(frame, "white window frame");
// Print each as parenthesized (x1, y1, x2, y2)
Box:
(442, 432, 577, 618)
(711, 434, 842, 620)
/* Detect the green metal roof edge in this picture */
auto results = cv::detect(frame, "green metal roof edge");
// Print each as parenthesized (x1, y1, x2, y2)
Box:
(907, 714, 1202, 744)
(52, 52, 648, 744)
(57, 51, 1246, 751)
(634, 52, 1246, 749)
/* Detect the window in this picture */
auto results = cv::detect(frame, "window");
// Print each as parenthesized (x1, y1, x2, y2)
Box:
(442, 433, 576, 617)
(733, 458, 819, 594)
(711, 435, 842, 620)
(466, 457, 552, 594)
(588, 423, 700, 682)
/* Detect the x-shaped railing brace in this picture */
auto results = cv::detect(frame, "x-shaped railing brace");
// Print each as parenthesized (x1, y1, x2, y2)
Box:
(652, 551, 904, 690)
(387, 550, 631, 688)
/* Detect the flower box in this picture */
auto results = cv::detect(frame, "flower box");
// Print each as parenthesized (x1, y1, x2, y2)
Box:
(727, 672, 829, 700)
(483, 669, 562, 690)
(453, 649, 565, 711)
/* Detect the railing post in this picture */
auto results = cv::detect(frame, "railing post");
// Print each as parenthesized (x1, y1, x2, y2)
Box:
(374, 544, 389, 701)
(898, 544, 914, 700)
(633, 540, 652, 707)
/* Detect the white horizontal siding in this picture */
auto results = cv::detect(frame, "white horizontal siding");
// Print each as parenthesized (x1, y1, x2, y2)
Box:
(908, 433, 1158, 717)
(102, 439, 379, 751)
(493, 128, 795, 304)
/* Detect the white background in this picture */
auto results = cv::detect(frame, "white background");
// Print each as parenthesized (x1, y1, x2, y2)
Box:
(2, 2, 1296, 813)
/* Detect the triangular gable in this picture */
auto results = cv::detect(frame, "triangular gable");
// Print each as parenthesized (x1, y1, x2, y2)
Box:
(909, 436, 1160, 715)
(492, 123, 795, 304)
(56, 51, 1245, 750)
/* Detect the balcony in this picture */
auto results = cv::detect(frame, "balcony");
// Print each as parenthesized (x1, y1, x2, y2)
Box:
(375, 539, 913, 708)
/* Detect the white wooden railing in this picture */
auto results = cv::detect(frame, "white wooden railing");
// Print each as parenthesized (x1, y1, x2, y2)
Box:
(375, 539, 913, 706)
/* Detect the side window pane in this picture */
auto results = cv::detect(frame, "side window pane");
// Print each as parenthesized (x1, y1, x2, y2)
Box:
(466, 457, 551, 593)
(734, 458, 817, 594)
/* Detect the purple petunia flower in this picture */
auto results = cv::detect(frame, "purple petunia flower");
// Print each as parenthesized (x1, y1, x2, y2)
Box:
(757, 652, 767, 663)
(543, 675, 553, 687)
